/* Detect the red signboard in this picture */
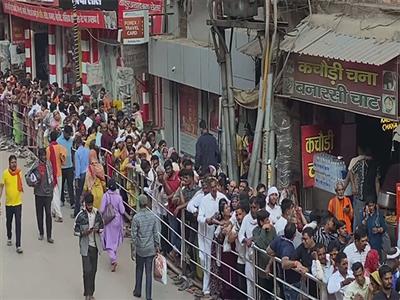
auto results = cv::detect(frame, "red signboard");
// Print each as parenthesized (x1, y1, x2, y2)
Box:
(118, 0, 163, 34)
(179, 85, 199, 138)
(301, 125, 337, 188)
(284, 54, 399, 121)
(122, 10, 149, 44)
(16, 0, 60, 6)
(3, 0, 116, 29)
(11, 17, 27, 44)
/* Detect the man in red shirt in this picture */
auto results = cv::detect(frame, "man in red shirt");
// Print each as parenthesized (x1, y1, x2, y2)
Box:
(160, 160, 181, 261)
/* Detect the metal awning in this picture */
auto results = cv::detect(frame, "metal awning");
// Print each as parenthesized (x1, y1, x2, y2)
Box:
(280, 17, 400, 66)
(238, 36, 264, 58)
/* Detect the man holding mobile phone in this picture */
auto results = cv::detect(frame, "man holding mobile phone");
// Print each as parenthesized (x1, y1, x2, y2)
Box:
(74, 193, 104, 300)
(328, 181, 354, 234)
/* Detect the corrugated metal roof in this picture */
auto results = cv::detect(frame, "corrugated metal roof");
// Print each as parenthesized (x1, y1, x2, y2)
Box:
(280, 21, 400, 65)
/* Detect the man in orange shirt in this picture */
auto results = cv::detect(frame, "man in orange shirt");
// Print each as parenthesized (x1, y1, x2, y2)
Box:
(46, 131, 66, 222)
(328, 181, 353, 233)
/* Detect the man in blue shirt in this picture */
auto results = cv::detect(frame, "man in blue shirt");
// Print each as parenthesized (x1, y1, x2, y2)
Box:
(267, 222, 307, 300)
(57, 125, 74, 208)
(72, 134, 90, 218)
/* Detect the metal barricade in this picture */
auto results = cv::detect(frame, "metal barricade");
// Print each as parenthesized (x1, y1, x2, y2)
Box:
(0, 102, 326, 300)
(108, 161, 325, 300)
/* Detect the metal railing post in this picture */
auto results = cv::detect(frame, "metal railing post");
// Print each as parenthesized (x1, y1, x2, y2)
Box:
(180, 210, 186, 270)
(140, 173, 144, 194)
(273, 258, 277, 300)
(252, 246, 257, 300)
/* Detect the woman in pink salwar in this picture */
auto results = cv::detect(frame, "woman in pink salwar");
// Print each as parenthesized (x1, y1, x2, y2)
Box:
(100, 179, 125, 272)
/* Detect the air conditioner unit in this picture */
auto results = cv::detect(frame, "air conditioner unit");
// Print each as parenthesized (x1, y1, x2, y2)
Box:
(222, 0, 262, 19)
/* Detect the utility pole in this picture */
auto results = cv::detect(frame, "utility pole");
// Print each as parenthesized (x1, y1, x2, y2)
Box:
(211, 25, 238, 181)
(208, 0, 276, 182)
(72, 0, 82, 97)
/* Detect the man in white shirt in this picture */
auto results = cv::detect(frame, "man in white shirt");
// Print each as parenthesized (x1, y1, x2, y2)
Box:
(274, 198, 294, 236)
(327, 252, 354, 300)
(197, 177, 227, 297)
(84, 109, 95, 130)
(265, 186, 282, 224)
(28, 101, 41, 119)
(238, 197, 260, 299)
(312, 243, 334, 299)
(187, 180, 208, 214)
(343, 227, 370, 270)
(228, 203, 248, 299)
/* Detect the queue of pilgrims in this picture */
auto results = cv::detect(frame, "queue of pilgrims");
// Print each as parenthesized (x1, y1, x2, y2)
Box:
(0, 72, 399, 300)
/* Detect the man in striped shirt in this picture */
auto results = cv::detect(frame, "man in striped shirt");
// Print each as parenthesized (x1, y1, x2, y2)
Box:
(315, 214, 338, 248)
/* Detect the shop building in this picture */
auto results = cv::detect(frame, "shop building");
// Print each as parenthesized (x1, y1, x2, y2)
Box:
(147, 0, 258, 157)
(2, 0, 118, 99)
(277, 13, 400, 239)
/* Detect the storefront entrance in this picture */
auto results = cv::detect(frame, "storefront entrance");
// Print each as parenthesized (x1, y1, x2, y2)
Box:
(34, 32, 48, 81)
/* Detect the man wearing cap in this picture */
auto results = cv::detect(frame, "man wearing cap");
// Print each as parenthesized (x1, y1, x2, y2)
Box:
(57, 125, 75, 208)
(265, 186, 281, 224)
(131, 194, 160, 300)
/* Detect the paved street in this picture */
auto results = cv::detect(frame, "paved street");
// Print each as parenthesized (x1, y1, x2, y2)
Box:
(0, 151, 191, 300)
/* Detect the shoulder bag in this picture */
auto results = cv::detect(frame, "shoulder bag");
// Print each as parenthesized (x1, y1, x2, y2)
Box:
(102, 193, 116, 225)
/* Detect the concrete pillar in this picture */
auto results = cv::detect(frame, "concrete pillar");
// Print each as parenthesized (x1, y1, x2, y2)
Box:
(81, 30, 90, 100)
(48, 25, 56, 84)
(55, 26, 63, 87)
(24, 28, 32, 75)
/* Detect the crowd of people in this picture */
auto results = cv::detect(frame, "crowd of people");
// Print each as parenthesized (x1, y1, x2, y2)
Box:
(0, 72, 399, 300)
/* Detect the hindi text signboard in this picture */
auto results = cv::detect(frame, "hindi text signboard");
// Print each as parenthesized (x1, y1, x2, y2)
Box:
(3, 0, 116, 29)
(283, 54, 399, 121)
(301, 125, 337, 188)
(59, 0, 118, 10)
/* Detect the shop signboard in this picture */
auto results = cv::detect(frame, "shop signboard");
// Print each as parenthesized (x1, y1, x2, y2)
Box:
(122, 10, 149, 45)
(118, 0, 163, 34)
(59, 0, 118, 10)
(11, 17, 27, 44)
(380, 118, 399, 132)
(16, 0, 60, 6)
(3, 0, 117, 29)
(179, 84, 199, 156)
(301, 125, 337, 188)
(283, 54, 399, 121)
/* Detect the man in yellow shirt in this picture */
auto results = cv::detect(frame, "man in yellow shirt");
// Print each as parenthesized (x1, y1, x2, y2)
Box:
(0, 155, 24, 254)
